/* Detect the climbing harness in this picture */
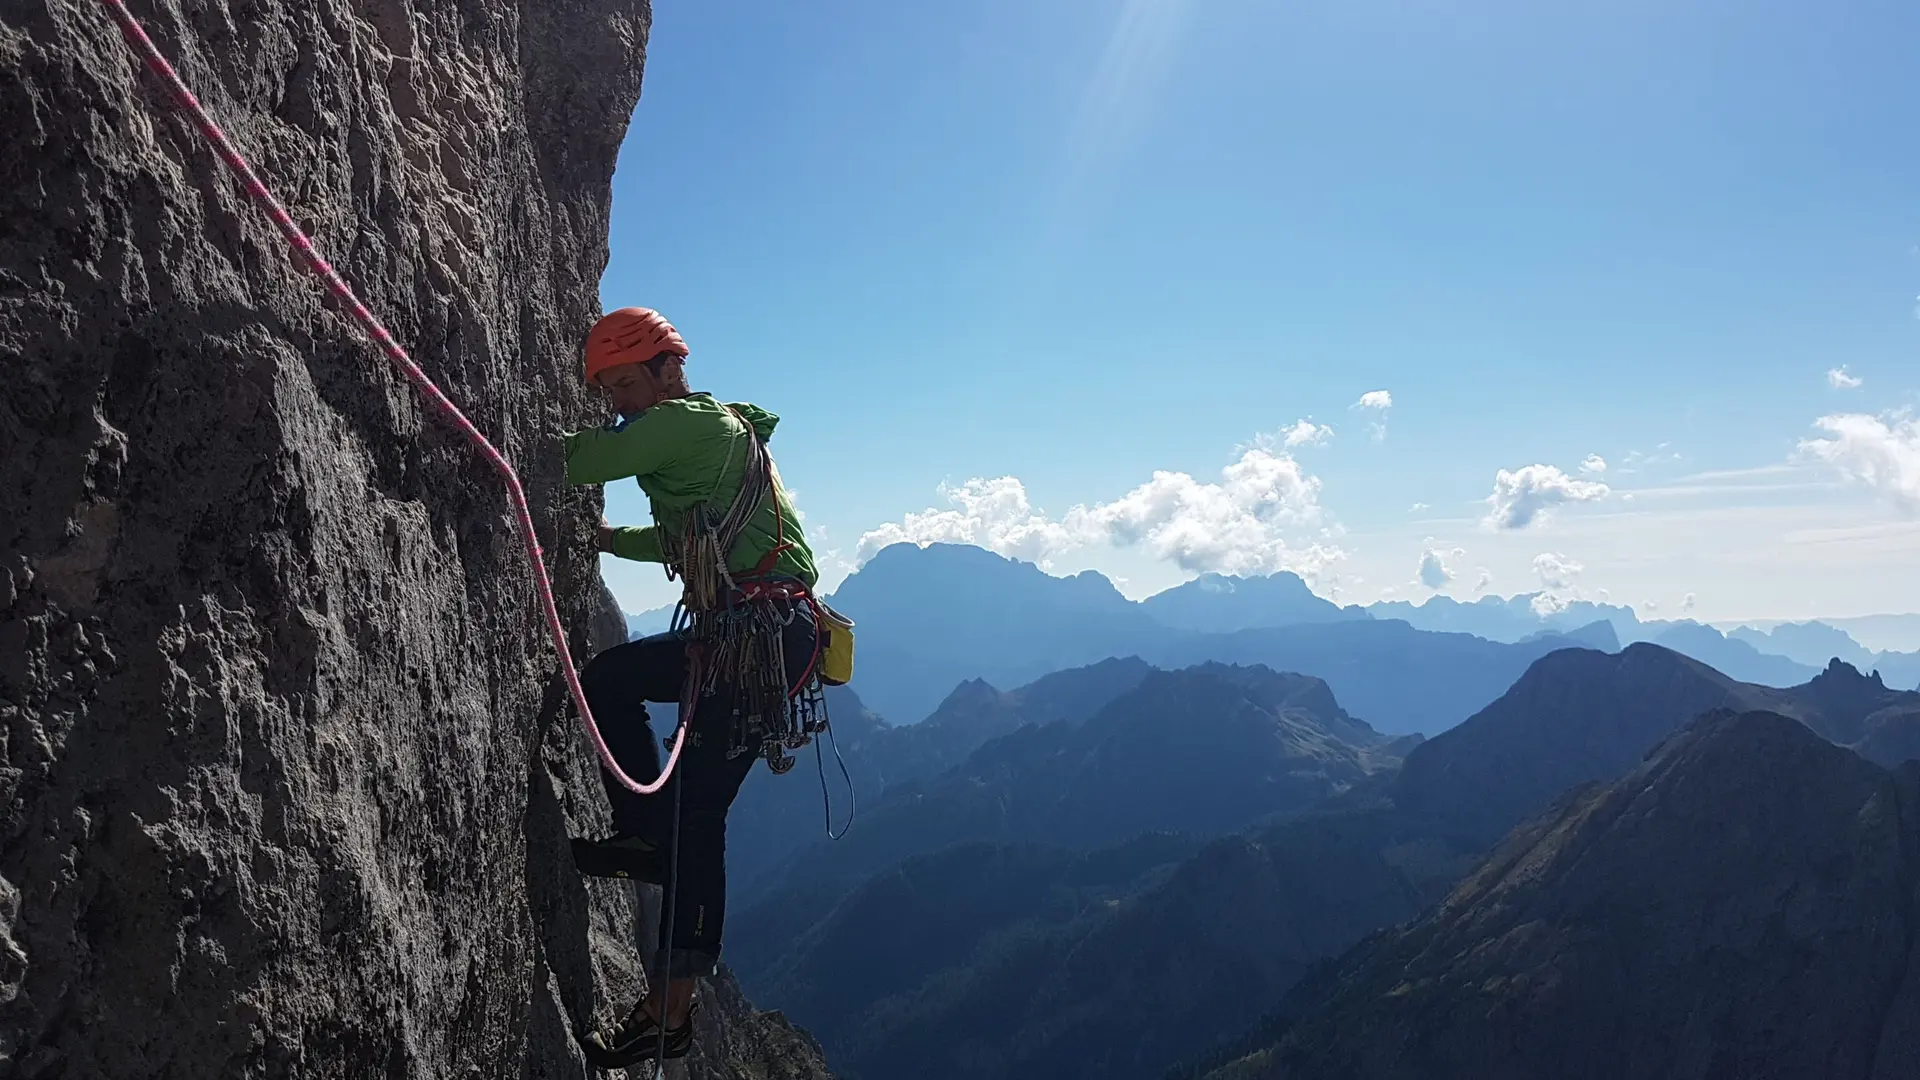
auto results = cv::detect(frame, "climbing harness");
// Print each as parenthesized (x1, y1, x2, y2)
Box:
(97, 0, 683, 796)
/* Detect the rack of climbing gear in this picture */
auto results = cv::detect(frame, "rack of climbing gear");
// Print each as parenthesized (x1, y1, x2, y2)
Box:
(96, 0, 686, 796)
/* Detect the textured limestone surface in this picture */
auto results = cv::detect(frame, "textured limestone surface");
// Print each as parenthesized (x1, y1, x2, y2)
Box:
(0, 1, 831, 1077)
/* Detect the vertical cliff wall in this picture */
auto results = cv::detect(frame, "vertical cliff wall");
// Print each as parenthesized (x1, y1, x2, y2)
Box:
(0, 2, 828, 1076)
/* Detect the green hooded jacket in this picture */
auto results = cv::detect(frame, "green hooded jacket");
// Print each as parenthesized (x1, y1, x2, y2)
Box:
(562, 393, 818, 587)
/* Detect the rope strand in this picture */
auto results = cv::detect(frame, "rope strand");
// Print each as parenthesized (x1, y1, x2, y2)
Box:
(98, 0, 682, 795)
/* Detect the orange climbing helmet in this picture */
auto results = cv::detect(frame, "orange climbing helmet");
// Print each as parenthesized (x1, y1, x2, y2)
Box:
(583, 307, 688, 384)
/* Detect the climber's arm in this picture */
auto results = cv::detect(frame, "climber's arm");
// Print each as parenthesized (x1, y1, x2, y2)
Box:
(563, 412, 677, 486)
(604, 525, 666, 564)
(572, 413, 677, 563)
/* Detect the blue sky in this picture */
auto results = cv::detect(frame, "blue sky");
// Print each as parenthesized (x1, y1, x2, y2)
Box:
(597, 0, 1920, 623)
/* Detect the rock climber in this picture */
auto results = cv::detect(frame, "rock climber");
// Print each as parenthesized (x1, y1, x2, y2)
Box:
(559, 306, 826, 1067)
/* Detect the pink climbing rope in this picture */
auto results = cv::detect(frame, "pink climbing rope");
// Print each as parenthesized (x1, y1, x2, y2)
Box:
(99, 0, 684, 796)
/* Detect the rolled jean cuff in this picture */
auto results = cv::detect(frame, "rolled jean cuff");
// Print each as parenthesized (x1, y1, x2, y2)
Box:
(652, 946, 718, 981)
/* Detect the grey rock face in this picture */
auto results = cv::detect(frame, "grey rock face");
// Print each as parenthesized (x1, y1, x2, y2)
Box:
(1, 2, 828, 1077)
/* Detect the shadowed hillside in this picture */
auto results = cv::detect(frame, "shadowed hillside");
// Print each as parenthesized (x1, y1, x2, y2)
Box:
(1193, 709, 1920, 1080)
(748, 646, 1920, 1080)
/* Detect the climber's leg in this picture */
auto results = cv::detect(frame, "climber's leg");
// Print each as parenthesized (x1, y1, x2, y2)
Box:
(571, 632, 689, 881)
(651, 717, 761, 984)
(581, 602, 819, 1069)
(578, 655, 756, 1069)
(652, 601, 820, 988)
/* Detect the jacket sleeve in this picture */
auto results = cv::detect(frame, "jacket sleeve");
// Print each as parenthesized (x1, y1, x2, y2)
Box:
(608, 525, 665, 564)
(562, 412, 677, 485)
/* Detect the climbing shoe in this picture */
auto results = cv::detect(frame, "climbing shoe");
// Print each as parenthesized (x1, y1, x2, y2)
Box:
(580, 1001, 698, 1068)
(570, 832, 667, 883)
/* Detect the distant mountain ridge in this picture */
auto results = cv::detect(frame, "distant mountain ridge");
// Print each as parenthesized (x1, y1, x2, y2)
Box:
(1151, 619, 1603, 736)
(1752, 612, 1920, 654)
(722, 659, 1156, 892)
(737, 661, 1408, 915)
(752, 644, 1920, 1080)
(822, 543, 1170, 722)
(1731, 618, 1878, 668)
(1732, 619, 1920, 689)
(1367, 593, 1920, 689)
(1366, 593, 1648, 645)
(1142, 571, 1371, 632)
(819, 543, 1621, 730)
(1388, 647, 1920, 845)
(1190, 709, 1920, 1080)
(728, 661, 1417, 1041)
(627, 544, 1906, 730)
(624, 603, 676, 639)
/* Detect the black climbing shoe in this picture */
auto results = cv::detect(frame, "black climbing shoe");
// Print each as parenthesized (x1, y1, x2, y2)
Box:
(570, 832, 667, 883)
(581, 1001, 698, 1068)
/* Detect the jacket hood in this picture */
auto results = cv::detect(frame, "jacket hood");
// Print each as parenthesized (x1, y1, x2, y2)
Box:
(722, 398, 779, 441)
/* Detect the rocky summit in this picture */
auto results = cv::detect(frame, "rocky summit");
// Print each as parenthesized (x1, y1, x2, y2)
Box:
(2, 2, 827, 1077)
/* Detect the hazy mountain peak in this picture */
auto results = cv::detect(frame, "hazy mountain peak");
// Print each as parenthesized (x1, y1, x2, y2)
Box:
(930, 675, 1004, 713)
(1143, 570, 1364, 633)
(1730, 619, 1878, 669)
(847, 541, 1133, 608)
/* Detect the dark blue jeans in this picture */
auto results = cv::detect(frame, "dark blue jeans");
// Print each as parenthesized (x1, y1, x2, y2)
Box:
(580, 602, 819, 979)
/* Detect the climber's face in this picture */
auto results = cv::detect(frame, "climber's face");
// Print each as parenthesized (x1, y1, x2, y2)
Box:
(597, 356, 683, 418)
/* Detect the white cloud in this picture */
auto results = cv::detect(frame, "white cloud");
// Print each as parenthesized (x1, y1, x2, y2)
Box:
(1619, 444, 1684, 473)
(1579, 454, 1608, 475)
(1474, 567, 1493, 593)
(1416, 545, 1465, 590)
(1408, 501, 1431, 513)
(852, 477, 1079, 566)
(1798, 412, 1920, 510)
(1533, 552, 1584, 591)
(1528, 552, 1586, 617)
(1644, 599, 1661, 612)
(1352, 390, 1392, 441)
(1279, 419, 1334, 447)
(1682, 592, 1697, 613)
(1484, 464, 1611, 529)
(857, 442, 1348, 582)
(1069, 448, 1344, 577)
(1530, 592, 1569, 617)
(1828, 366, 1863, 390)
